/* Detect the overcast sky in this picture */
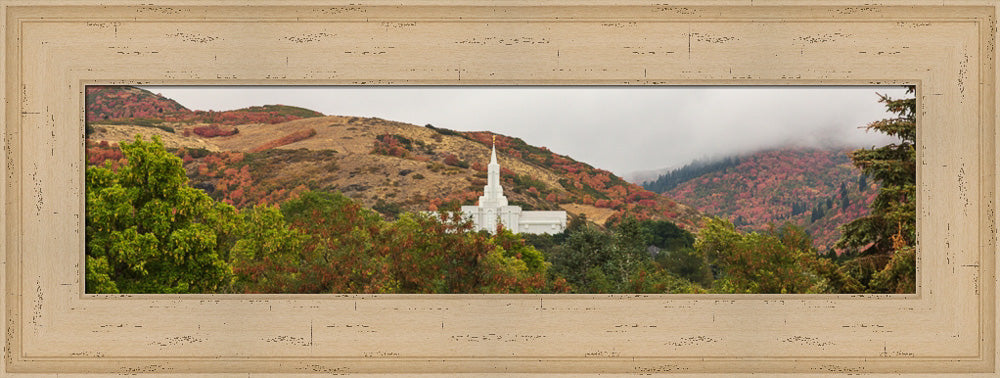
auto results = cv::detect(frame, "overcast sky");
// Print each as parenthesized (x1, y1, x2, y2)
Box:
(139, 86, 910, 180)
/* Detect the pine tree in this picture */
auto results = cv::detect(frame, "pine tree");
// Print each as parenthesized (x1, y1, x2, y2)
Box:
(811, 205, 825, 222)
(835, 88, 916, 293)
(836, 89, 916, 255)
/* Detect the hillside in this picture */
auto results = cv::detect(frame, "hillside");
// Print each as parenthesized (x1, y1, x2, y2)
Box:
(649, 148, 878, 252)
(642, 156, 742, 193)
(86, 86, 190, 122)
(86, 86, 704, 231)
(86, 86, 323, 128)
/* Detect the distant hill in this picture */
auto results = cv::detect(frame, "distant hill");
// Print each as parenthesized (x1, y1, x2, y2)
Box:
(86, 86, 704, 231)
(642, 156, 742, 193)
(86, 86, 323, 128)
(86, 86, 190, 122)
(646, 148, 878, 252)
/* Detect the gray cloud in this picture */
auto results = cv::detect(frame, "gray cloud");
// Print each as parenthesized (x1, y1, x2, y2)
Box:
(140, 86, 909, 177)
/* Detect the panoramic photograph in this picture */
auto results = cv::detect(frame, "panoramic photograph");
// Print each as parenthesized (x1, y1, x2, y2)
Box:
(84, 85, 915, 295)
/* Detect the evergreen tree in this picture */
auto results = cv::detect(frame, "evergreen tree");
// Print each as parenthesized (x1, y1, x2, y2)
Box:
(642, 156, 741, 193)
(604, 217, 652, 292)
(840, 182, 851, 208)
(811, 205, 825, 222)
(640, 219, 694, 251)
(548, 225, 615, 292)
(835, 88, 916, 293)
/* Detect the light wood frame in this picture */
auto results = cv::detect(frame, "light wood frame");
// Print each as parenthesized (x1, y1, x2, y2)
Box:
(2, 1, 997, 376)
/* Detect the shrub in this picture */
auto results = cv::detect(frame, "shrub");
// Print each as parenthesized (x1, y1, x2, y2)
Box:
(373, 199, 403, 220)
(192, 124, 239, 138)
(443, 153, 470, 169)
(371, 134, 411, 158)
(249, 128, 317, 153)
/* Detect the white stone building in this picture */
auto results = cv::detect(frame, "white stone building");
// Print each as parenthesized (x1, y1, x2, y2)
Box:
(458, 142, 566, 235)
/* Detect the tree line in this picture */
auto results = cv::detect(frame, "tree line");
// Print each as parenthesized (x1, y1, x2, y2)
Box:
(642, 156, 742, 194)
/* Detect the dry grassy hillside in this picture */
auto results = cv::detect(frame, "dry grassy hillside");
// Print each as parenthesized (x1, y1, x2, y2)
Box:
(88, 114, 703, 230)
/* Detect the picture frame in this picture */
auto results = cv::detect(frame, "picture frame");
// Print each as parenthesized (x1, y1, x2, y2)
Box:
(3, 1, 997, 376)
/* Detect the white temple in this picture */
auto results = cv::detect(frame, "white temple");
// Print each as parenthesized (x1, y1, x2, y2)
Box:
(459, 139, 566, 235)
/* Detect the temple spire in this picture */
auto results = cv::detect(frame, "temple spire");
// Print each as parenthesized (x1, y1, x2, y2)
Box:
(490, 135, 497, 165)
(479, 134, 507, 207)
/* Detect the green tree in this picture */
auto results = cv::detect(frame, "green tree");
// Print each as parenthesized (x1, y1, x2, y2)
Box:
(694, 218, 833, 294)
(86, 135, 239, 293)
(638, 219, 711, 286)
(229, 204, 307, 293)
(655, 247, 713, 287)
(625, 266, 703, 294)
(604, 217, 652, 292)
(548, 225, 615, 292)
(545, 217, 695, 293)
(640, 219, 695, 251)
(373, 198, 403, 220)
(491, 228, 549, 276)
(277, 190, 389, 293)
(835, 88, 916, 293)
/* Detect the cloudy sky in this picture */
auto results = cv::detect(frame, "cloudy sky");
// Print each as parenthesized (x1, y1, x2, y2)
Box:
(139, 86, 910, 181)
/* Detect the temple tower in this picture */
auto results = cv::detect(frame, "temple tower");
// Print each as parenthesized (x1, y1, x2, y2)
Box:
(478, 141, 509, 208)
(457, 135, 566, 235)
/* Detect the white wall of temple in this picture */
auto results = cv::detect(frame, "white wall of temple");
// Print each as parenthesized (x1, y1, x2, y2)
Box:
(518, 211, 568, 235)
(460, 205, 532, 233)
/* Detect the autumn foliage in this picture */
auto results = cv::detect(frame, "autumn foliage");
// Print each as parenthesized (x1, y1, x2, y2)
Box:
(232, 191, 557, 294)
(191, 125, 239, 138)
(371, 134, 411, 158)
(86, 86, 189, 122)
(85, 140, 125, 168)
(87, 86, 322, 126)
(662, 148, 878, 252)
(249, 128, 317, 153)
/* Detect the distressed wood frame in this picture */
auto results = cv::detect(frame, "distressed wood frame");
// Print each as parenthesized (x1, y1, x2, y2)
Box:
(2, 1, 997, 376)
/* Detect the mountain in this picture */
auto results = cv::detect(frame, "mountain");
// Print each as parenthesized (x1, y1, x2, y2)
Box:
(646, 148, 878, 252)
(641, 156, 742, 193)
(85, 86, 704, 231)
(86, 86, 323, 126)
(86, 86, 190, 122)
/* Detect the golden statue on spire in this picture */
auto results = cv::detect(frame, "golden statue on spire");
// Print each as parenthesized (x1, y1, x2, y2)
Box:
(492, 134, 496, 147)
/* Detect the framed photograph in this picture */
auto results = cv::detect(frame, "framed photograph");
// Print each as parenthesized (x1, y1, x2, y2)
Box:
(3, 1, 997, 375)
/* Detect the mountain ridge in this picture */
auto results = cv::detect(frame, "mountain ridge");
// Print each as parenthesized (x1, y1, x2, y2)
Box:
(86, 86, 705, 231)
(644, 147, 877, 252)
